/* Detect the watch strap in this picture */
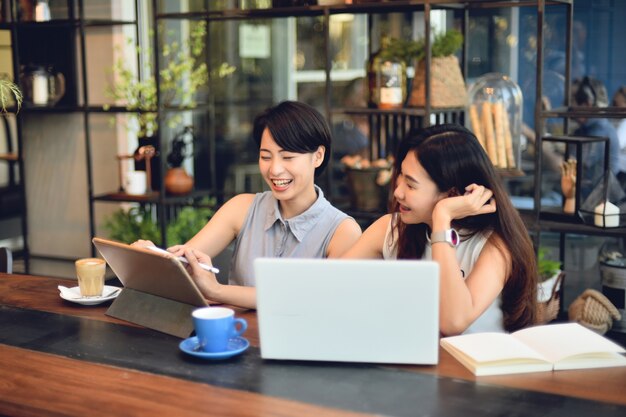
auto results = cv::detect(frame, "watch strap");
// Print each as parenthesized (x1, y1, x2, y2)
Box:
(429, 229, 459, 247)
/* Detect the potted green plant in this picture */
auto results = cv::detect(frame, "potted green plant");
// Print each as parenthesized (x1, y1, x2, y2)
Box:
(166, 197, 216, 246)
(102, 205, 161, 244)
(102, 197, 216, 247)
(537, 247, 562, 297)
(367, 30, 464, 109)
(401, 29, 466, 109)
(104, 21, 212, 136)
(104, 21, 237, 135)
(0, 77, 22, 114)
(104, 21, 234, 191)
(536, 247, 564, 324)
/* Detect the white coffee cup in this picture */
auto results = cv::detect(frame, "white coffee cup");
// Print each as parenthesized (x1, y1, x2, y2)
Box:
(125, 171, 147, 195)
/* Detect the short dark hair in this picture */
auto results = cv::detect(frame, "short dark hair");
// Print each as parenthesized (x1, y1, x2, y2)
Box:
(253, 101, 331, 177)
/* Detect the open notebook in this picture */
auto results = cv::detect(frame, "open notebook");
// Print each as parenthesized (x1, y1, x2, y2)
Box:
(441, 322, 626, 376)
(254, 258, 440, 365)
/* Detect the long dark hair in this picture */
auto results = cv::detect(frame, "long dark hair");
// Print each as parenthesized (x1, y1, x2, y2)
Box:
(390, 124, 537, 332)
(253, 101, 331, 177)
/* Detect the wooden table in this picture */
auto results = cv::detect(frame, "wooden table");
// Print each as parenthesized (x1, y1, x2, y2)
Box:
(1, 273, 625, 417)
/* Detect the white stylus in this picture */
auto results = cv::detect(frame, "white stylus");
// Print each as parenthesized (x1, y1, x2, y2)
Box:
(145, 246, 220, 274)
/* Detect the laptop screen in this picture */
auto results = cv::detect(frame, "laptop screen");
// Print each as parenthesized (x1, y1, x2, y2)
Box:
(255, 258, 440, 365)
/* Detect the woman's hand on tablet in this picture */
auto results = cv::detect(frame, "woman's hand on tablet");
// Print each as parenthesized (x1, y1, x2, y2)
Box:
(181, 247, 256, 309)
(167, 244, 193, 257)
(183, 248, 221, 299)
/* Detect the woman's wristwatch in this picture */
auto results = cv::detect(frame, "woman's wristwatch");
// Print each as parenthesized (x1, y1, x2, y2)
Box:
(430, 228, 459, 248)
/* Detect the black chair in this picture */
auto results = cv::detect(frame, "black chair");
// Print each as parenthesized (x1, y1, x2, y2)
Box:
(0, 247, 12, 273)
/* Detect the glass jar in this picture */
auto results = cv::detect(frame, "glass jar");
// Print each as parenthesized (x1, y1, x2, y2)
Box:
(19, 64, 66, 106)
(367, 40, 407, 109)
(467, 73, 522, 171)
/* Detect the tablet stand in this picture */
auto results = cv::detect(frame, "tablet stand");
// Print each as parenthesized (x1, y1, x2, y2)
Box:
(106, 288, 195, 338)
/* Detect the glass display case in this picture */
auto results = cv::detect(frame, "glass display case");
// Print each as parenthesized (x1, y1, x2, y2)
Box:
(467, 72, 523, 174)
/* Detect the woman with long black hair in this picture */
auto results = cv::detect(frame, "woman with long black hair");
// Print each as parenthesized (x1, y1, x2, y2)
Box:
(343, 124, 537, 335)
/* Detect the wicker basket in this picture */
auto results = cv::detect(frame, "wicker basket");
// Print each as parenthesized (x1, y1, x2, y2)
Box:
(568, 289, 621, 334)
(345, 167, 389, 212)
(408, 55, 468, 109)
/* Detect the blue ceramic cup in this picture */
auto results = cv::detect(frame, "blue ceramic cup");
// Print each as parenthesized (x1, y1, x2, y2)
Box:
(192, 307, 247, 353)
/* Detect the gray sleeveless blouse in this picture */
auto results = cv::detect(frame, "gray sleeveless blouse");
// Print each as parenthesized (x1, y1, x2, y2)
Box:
(229, 185, 351, 286)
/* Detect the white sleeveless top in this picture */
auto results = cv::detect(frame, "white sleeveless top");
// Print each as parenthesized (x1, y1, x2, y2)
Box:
(383, 214, 504, 334)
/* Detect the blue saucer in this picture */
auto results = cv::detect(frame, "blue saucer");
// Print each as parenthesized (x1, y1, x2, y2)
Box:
(179, 336, 249, 360)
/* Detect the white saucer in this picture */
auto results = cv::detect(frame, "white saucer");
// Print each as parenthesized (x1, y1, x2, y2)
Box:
(59, 285, 122, 305)
(179, 336, 249, 360)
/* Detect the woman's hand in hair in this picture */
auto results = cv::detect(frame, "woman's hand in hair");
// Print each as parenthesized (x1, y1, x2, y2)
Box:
(432, 184, 496, 228)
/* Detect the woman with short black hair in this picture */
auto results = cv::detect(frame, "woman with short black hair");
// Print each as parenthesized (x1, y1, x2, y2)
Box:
(135, 101, 361, 308)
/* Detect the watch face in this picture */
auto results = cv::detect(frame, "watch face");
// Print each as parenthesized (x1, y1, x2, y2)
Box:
(450, 229, 459, 246)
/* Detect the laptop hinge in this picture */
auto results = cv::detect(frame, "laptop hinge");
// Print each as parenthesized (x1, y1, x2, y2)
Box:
(106, 288, 195, 338)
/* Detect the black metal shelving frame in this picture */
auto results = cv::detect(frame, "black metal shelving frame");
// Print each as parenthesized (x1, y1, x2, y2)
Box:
(151, 0, 625, 270)
(5, 0, 147, 259)
(150, 0, 475, 222)
(156, 0, 565, 210)
(4, 0, 28, 269)
(532, 0, 626, 267)
(8, 0, 623, 265)
(7, 0, 217, 254)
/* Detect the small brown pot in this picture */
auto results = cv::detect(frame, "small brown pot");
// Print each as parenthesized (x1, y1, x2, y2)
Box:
(165, 167, 194, 195)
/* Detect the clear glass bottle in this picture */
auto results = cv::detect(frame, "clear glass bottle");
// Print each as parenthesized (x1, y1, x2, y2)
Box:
(467, 73, 522, 171)
(367, 37, 407, 109)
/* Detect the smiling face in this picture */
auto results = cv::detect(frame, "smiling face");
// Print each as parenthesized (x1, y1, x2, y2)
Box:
(259, 128, 324, 204)
(393, 151, 446, 226)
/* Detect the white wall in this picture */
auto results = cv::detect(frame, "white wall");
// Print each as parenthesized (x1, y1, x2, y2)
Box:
(23, 1, 134, 259)
(23, 113, 91, 257)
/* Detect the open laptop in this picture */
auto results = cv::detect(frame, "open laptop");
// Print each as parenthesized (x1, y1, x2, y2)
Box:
(254, 258, 440, 365)
(93, 237, 208, 337)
